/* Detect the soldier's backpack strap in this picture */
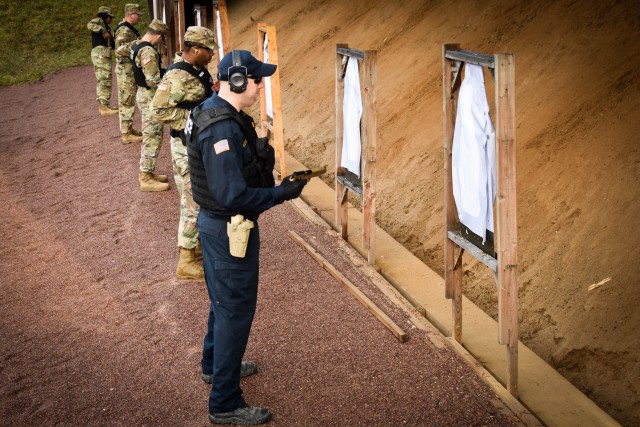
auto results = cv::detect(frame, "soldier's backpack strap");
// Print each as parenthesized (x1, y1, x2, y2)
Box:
(167, 61, 214, 107)
(115, 21, 140, 38)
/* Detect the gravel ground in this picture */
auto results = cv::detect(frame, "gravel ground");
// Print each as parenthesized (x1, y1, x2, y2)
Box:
(0, 66, 521, 426)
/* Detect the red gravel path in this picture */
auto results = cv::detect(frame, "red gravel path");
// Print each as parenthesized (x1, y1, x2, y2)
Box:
(0, 66, 521, 426)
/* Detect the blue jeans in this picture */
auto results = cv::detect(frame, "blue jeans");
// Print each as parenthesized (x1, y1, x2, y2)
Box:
(198, 210, 260, 414)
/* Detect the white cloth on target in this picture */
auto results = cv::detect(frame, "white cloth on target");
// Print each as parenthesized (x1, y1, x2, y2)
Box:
(263, 35, 273, 119)
(216, 10, 224, 60)
(341, 58, 362, 177)
(452, 64, 496, 243)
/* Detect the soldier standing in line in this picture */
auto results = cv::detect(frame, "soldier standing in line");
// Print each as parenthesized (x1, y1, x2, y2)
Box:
(114, 4, 143, 144)
(151, 26, 219, 280)
(131, 19, 169, 191)
(87, 6, 118, 116)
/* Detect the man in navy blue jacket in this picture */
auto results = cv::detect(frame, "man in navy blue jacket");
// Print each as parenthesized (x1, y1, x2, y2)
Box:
(186, 50, 306, 425)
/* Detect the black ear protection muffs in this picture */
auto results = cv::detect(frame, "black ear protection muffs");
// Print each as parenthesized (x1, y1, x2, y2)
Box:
(228, 50, 248, 93)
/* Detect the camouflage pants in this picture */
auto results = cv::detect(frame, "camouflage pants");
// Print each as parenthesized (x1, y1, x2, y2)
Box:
(171, 136, 200, 249)
(90, 46, 112, 105)
(137, 87, 164, 173)
(115, 60, 138, 134)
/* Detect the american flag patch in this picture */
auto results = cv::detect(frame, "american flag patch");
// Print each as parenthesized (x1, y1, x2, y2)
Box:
(157, 83, 168, 91)
(213, 139, 230, 155)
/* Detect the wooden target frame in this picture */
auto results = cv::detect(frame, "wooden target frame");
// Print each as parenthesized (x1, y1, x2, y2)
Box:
(335, 44, 377, 266)
(257, 23, 285, 177)
(214, 0, 231, 63)
(443, 44, 519, 396)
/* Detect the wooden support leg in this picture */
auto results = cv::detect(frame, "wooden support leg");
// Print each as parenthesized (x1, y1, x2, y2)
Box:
(336, 183, 348, 239)
(452, 247, 463, 342)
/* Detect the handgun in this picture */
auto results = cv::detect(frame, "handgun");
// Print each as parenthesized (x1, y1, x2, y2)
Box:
(288, 166, 327, 181)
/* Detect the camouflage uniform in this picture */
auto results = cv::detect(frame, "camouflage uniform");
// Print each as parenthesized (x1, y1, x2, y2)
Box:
(132, 24, 166, 173)
(151, 26, 217, 250)
(87, 9, 115, 106)
(114, 5, 141, 134)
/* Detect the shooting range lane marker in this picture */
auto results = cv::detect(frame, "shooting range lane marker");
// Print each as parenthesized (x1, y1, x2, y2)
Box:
(287, 230, 407, 343)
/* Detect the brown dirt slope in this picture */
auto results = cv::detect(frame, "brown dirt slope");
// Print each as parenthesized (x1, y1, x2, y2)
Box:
(227, 0, 640, 425)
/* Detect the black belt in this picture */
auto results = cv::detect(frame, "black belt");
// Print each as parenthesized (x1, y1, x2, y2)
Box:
(203, 210, 257, 222)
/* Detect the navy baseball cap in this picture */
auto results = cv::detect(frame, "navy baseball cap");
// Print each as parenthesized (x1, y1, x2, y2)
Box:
(217, 50, 277, 80)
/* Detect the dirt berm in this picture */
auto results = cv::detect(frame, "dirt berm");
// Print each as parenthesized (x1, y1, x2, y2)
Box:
(227, 0, 640, 424)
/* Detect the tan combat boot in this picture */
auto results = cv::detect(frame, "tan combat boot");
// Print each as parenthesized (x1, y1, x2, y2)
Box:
(176, 247, 205, 280)
(99, 104, 118, 116)
(130, 128, 142, 137)
(139, 172, 170, 192)
(150, 173, 169, 183)
(194, 244, 203, 262)
(121, 133, 143, 144)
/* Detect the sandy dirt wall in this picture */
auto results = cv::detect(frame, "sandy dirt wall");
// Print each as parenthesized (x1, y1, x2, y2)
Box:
(225, 0, 640, 424)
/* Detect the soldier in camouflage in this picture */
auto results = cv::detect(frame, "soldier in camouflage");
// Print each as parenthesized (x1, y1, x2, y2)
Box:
(131, 19, 169, 192)
(87, 6, 118, 116)
(114, 4, 143, 144)
(151, 26, 218, 280)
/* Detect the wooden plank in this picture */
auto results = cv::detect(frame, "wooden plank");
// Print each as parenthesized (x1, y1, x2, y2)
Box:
(257, 23, 268, 138)
(217, 0, 231, 56)
(256, 23, 285, 176)
(362, 50, 377, 266)
(452, 245, 463, 342)
(495, 52, 519, 397)
(287, 230, 407, 343)
(335, 43, 348, 237)
(175, 0, 185, 52)
(442, 43, 459, 302)
(336, 174, 362, 196)
(336, 47, 365, 60)
(267, 25, 285, 176)
(289, 197, 447, 349)
(443, 45, 465, 342)
(446, 338, 542, 427)
(160, 0, 173, 66)
(448, 230, 498, 272)
(445, 49, 495, 68)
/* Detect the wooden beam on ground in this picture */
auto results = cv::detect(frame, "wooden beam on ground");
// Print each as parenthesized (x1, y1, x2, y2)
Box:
(287, 230, 407, 343)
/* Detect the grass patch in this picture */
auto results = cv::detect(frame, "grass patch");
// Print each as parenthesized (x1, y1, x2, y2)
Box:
(0, 0, 151, 86)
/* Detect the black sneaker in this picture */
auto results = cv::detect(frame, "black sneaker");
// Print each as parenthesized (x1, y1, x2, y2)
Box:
(209, 406, 271, 425)
(202, 361, 257, 384)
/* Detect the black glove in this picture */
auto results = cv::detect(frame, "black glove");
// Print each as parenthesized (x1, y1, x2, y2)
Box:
(280, 176, 307, 201)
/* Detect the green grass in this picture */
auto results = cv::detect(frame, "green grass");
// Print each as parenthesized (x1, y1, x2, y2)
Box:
(0, 0, 151, 86)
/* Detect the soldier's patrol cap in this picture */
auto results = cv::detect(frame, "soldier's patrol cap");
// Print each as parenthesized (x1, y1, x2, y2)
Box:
(124, 4, 142, 15)
(184, 26, 218, 51)
(148, 19, 168, 36)
(97, 6, 114, 17)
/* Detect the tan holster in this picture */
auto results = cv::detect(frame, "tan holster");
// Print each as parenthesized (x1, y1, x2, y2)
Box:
(227, 215, 255, 258)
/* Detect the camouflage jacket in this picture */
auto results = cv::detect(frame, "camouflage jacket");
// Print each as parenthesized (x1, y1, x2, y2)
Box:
(114, 21, 140, 63)
(87, 17, 114, 49)
(150, 54, 209, 130)
(131, 40, 162, 90)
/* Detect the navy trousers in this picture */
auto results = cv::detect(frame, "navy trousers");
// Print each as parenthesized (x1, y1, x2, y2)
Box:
(198, 210, 260, 414)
